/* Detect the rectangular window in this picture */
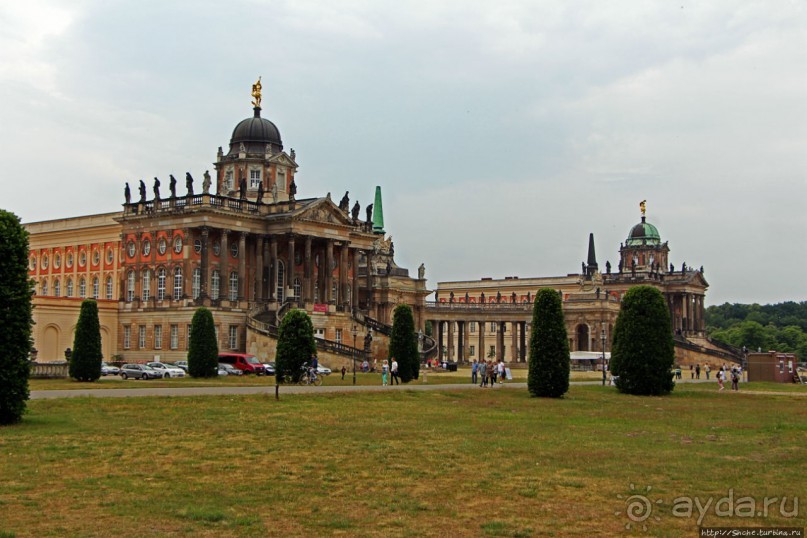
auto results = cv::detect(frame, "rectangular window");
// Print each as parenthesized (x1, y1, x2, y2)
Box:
(127, 272, 134, 302)
(490, 322, 496, 332)
(335, 328, 342, 344)
(469, 345, 475, 357)
(174, 269, 183, 299)
(489, 345, 495, 358)
(192, 269, 201, 300)
(157, 270, 166, 301)
(277, 170, 286, 191)
(249, 169, 261, 189)
(123, 325, 131, 350)
(228, 325, 238, 350)
(225, 170, 233, 190)
(469, 321, 476, 333)
(92, 278, 99, 299)
(139, 325, 146, 349)
(142, 271, 151, 301)
(154, 325, 163, 349)
(229, 272, 238, 301)
(170, 325, 179, 350)
(106, 277, 113, 300)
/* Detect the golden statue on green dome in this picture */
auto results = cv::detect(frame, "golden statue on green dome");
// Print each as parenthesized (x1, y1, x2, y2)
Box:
(640, 199, 646, 216)
(251, 76, 262, 108)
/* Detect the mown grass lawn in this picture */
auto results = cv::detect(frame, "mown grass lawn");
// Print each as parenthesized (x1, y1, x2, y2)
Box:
(1, 383, 804, 537)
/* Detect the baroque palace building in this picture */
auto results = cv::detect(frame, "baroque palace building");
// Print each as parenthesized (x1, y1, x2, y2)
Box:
(424, 204, 743, 367)
(26, 81, 430, 364)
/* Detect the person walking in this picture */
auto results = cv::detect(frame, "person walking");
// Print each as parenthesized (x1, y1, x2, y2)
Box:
(478, 360, 487, 387)
(471, 360, 478, 384)
(390, 357, 400, 385)
(705, 364, 711, 380)
(690, 364, 694, 379)
(717, 369, 725, 391)
(497, 361, 505, 384)
(487, 360, 495, 387)
(381, 360, 389, 386)
(341, 365, 346, 380)
(695, 364, 701, 379)
(731, 367, 740, 391)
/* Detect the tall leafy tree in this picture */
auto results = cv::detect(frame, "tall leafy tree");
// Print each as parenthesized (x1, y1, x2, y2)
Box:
(188, 307, 218, 378)
(69, 300, 103, 381)
(0, 209, 33, 424)
(610, 286, 675, 396)
(389, 304, 420, 382)
(276, 309, 316, 383)
(528, 288, 570, 398)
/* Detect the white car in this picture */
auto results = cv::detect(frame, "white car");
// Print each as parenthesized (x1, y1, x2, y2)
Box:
(147, 362, 186, 378)
(316, 364, 332, 376)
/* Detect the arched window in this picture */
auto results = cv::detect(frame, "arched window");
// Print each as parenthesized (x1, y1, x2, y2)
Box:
(211, 270, 220, 300)
(67, 278, 74, 297)
(141, 270, 151, 301)
(41, 279, 48, 296)
(157, 268, 166, 300)
(229, 271, 238, 301)
(174, 267, 183, 299)
(293, 277, 302, 300)
(576, 324, 590, 352)
(79, 277, 87, 298)
(126, 271, 135, 302)
(54, 278, 61, 297)
(331, 282, 338, 303)
(276, 260, 285, 302)
(192, 268, 201, 300)
(105, 276, 113, 300)
(92, 276, 99, 299)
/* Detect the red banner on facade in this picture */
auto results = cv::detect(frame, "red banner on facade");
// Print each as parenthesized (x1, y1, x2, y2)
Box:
(313, 303, 327, 313)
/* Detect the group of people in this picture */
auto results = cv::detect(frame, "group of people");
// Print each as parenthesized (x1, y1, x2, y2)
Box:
(716, 364, 742, 391)
(471, 359, 507, 387)
(381, 358, 399, 386)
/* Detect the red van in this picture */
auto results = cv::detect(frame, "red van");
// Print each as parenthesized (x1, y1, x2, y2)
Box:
(218, 353, 266, 375)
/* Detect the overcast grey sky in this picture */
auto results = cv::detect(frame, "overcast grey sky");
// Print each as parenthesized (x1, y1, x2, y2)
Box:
(1, 1, 805, 306)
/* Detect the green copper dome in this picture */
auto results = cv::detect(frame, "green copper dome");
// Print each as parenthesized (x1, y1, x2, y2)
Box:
(626, 216, 661, 246)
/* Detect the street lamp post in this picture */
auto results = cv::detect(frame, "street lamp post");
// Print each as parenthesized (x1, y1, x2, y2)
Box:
(352, 324, 358, 385)
(601, 325, 607, 386)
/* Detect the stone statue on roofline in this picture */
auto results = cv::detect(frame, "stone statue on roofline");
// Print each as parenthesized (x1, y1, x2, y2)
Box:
(185, 172, 194, 196)
(202, 170, 212, 194)
(169, 175, 177, 198)
(124, 182, 131, 204)
(351, 201, 360, 222)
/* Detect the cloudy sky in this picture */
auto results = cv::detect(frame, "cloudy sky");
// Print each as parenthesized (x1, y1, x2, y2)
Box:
(1, 1, 805, 305)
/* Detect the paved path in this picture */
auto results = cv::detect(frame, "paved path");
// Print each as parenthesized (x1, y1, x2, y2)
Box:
(29, 377, 733, 400)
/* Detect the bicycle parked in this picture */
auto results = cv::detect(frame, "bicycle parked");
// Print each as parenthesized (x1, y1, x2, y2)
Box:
(283, 363, 322, 386)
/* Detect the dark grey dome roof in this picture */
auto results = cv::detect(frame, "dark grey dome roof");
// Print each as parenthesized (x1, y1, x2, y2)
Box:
(228, 107, 282, 155)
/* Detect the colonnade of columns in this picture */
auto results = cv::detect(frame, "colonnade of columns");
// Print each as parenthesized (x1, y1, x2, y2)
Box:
(668, 292, 706, 335)
(120, 226, 375, 312)
(430, 319, 529, 363)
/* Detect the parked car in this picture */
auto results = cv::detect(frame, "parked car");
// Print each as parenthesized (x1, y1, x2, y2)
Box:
(147, 362, 186, 378)
(217, 364, 229, 376)
(263, 362, 276, 376)
(218, 353, 266, 375)
(101, 362, 120, 376)
(119, 363, 162, 380)
(316, 364, 332, 376)
(174, 360, 189, 372)
(218, 363, 243, 376)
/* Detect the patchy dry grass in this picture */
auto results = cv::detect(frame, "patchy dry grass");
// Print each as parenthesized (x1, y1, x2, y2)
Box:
(1, 384, 804, 537)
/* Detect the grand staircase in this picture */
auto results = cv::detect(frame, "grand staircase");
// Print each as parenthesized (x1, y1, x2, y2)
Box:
(246, 302, 436, 362)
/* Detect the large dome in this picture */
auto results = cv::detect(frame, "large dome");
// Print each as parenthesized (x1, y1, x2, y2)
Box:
(227, 107, 282, 155)
(626, 216, 661, 246)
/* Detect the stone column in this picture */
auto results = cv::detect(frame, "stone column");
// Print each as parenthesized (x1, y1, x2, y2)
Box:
(261, 235, 270, 301)
(365, 251, 373, 309)
(304, 236, 312, 303)
(269, 236, 278, 302)
(352, 248, 360, 311)
(340, 242, 349, 309)
(199, 227, 209, 299)
(238, 232, 247, 300)
(255, 235, 263, 301)
(220, 230, 229, 300)
(510, 321, 518, 362)
(288, 234, 296, 303)
(478, 320, 485, 362)
(457, 321, 464, 363)
(437, 321, 444, 361)
(520, 321, 527, 362)
(326, 240, 334, 304)
(497, 321, 505, 361)
(447, 321, 454, 361)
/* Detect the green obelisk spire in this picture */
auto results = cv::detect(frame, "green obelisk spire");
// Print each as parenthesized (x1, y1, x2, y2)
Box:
(372, 186, 385, 235)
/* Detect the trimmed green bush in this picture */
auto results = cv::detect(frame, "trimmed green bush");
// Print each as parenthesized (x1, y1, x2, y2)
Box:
(610, 285, 675, 396)
(0, 209, 33, 425)
(276, 309, 316, 383)
(389, 304, 420, 382)
(188, 307, 219, 378)
(528, 288, 570, 398)
(69, 300, 103, 382)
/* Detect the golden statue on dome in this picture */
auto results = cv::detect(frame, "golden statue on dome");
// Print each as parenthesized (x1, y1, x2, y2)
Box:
(251, 76, 262, 108)
(640, 199, 647, 216)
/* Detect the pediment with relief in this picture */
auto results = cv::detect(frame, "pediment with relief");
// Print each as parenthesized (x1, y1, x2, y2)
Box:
(267, 152, 298, 168)
(294, 198, 353, 226)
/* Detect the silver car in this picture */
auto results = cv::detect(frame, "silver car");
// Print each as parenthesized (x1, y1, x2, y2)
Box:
(147, 362, 186, 378)
(119, 363, 162, 380)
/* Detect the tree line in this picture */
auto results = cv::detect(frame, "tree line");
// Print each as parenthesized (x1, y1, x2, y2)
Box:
(706, 301, 807, 359)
